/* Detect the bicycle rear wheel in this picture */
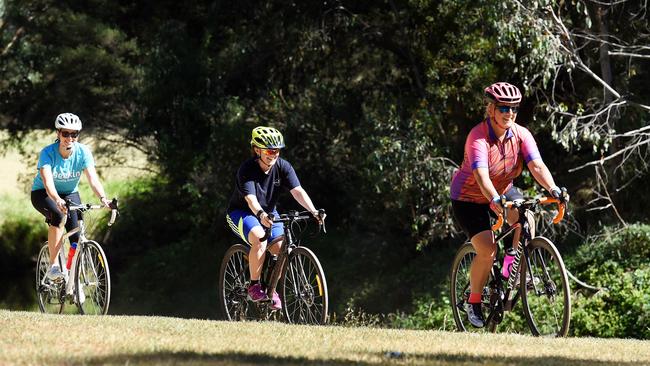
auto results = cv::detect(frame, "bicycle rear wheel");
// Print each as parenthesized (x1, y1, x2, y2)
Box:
(35, 243, 65, 314)
(520, 237, 571, 337)
(450, 242, 497, 333)
(219, 244, 257, 321)
(74, 240, 111, 315)
(281, 246, 328, 325)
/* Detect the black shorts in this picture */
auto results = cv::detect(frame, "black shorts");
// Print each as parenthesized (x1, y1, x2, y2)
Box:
(31, 189, 83, 243)
(451, 186, 524, 239)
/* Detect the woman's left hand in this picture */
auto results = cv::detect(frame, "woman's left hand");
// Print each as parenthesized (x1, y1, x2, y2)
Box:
(100, 197, 112, 209)
(312, 210, 326, 225)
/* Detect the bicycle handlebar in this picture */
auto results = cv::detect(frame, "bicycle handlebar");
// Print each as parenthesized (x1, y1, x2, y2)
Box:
(66, 198, 120, 226)
(259, 209, 326, 242)
(491, 196, 566, 232)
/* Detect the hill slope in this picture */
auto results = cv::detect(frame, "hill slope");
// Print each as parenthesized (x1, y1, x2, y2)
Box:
(1, 310, 649, 365)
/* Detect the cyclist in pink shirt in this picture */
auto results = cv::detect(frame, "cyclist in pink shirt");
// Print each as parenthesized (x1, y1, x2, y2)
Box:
(450, 82, 567, 328)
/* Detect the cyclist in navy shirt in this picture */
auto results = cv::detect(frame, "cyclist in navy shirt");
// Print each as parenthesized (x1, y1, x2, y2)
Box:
(226, 126, 322, 310)
(31, 113, 111, 282)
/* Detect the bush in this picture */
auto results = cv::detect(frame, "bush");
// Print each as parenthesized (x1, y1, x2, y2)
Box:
(567, 224, 650, 339)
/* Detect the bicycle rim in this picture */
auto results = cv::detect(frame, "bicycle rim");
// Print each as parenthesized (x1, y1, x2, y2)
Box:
(219, 244, 257, 321)
(35, 243, 65, 314)
(75, 241, 111, 315)
(521, 237, 571, 337)
(450, 242, 496, 333)
(282, 246, 329, 325)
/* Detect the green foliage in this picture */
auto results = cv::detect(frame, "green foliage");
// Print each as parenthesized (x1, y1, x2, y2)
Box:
(0, 194, 44, 309)
(567, 224, 650, 338)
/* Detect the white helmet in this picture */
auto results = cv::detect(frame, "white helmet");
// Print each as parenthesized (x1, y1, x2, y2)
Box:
(54, 113, 82, 131)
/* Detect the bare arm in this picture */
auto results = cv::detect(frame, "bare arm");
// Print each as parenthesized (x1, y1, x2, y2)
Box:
(289, 186, 318, 213)
(527, 159, 558, 193)
(40, 166, 66, 213)
(244, 194, 273, 227)
(473, 167, 504, 214)
(473, 167, 500, 201)
(83, 166, 111, 207)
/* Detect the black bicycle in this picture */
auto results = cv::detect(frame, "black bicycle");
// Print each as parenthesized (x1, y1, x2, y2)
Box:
(450, 194, 571, 337)
(218, 210, 329, 324)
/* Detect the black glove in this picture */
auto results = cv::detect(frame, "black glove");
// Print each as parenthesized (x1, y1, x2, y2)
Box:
(551, 186, 569, 204)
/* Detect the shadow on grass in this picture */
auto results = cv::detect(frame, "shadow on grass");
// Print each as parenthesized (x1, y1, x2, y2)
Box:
(63, 350, 644, 366)
(391, 352, 646, 366)
(75, 351, 364, 366)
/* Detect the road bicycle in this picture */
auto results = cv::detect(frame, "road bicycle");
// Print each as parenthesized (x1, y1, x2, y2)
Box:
(219, 209, 329, 324)
(450, 193, 571, 337)
(35, 199, 119, 315)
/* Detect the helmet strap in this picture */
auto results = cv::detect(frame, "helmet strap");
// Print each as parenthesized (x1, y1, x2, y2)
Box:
(256, 154, 273, 170)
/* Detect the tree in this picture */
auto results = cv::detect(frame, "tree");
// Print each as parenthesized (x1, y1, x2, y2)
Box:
(506, 0, 650, 224)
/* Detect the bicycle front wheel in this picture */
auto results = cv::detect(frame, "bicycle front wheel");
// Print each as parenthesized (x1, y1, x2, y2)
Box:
(35, 243, 65, 314)
(520, 237, 571, 337)
(219, 244, 256, 321)
(74, 240, 111, 315)
(281, 246, 329, 325)
(450, 242, 497, 333)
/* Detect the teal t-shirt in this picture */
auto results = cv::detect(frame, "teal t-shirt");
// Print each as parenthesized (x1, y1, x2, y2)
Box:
(31, 142, 95, 194)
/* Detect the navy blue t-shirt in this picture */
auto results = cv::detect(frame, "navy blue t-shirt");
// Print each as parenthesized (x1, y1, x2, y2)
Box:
(227, 157, 301, 213)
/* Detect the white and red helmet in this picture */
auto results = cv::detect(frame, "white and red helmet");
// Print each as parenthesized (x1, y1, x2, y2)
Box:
(484, 82, 522, 104)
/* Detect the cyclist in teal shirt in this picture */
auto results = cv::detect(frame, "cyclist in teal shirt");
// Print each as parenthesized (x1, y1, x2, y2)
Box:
(31, 113, 112, 282)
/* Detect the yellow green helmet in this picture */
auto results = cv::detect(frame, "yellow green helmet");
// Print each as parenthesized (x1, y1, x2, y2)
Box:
(251, 126, 285, 149)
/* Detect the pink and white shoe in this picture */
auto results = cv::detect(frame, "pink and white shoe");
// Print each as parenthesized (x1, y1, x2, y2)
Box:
(247, 283, 268, 302)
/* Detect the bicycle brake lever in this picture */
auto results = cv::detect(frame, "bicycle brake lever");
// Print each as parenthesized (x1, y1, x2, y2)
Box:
(259, 213, 275, 242)
(317, 209, 327, 234)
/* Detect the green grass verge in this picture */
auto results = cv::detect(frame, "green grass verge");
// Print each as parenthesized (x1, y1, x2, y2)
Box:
(2, 310, 649, 366)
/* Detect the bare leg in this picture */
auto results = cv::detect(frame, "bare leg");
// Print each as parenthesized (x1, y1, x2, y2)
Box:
(247, 227, 267, 281)
(47, 225, 65, 265)
(470, 230, 496, 295)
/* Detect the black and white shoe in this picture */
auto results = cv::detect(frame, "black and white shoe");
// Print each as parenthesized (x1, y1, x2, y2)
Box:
(463, 302, 485, 328)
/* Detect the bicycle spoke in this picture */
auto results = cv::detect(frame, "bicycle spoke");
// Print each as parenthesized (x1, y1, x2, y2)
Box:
(521, 238, 571, 337)
(450, 243, 494, 333)
(36, 244, 65, 314)
(76, 241, 111, 315)
(282, 247, 328, 325)
(220, 245, 255, 321)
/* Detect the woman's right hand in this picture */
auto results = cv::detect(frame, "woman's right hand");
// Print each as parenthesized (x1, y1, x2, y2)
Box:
(489, 195, 504, 215)
(259, 212, 273, 228)
(55, 197, 67, 214)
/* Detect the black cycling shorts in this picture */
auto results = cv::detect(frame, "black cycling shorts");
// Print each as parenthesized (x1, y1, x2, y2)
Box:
(451, 186, 524, 239)
(31, 189, 83, 244)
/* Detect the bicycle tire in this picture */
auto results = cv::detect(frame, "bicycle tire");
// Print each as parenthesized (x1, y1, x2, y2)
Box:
(219, 244, 258, 321)
(520, 237, 571, 337)
(281, 246, 329, 325)
(35, 243, 65, 314)
(74, 240, 111, 315)
(450, 242, 497, 333)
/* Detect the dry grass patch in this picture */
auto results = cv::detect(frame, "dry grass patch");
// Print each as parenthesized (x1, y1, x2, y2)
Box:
(1, 310, 649, 366)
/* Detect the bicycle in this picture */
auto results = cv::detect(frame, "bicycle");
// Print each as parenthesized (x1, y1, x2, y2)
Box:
(450, 193, 571, 337)
(218, 209, 329, 324)
(35, 198, 119, 315)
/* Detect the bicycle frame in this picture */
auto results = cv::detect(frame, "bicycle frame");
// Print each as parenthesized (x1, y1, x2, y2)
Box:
(260, 211, 316, 302)
(40, 201, 117, 298)
(484, 197, 565, 322)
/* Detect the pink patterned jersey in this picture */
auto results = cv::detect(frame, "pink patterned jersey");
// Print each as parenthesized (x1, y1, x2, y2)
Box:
(450, 119, 542, 203)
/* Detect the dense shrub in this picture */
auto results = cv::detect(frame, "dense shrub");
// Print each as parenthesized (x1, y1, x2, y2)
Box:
(568, 224, 650, 339)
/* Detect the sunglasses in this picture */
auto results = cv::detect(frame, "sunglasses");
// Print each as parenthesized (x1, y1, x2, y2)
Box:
(496, 105, 519, 114)
(60, 131, 80, 138)
(261, 148, 280, 156)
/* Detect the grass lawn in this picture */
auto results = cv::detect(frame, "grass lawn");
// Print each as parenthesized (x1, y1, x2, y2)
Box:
(2, 310, 650, 366)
